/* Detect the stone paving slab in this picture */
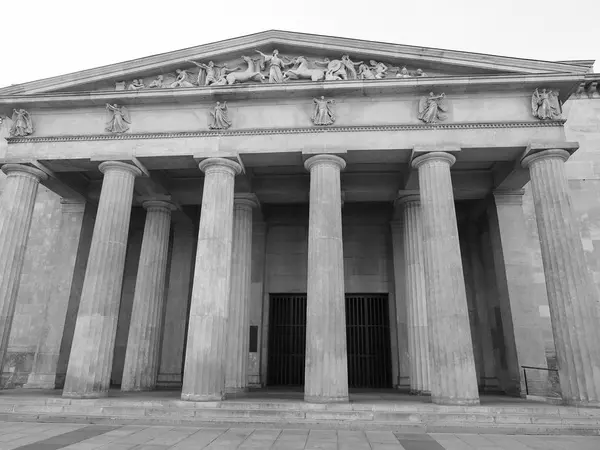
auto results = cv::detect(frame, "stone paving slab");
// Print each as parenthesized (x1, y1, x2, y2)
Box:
(0, 422, 597, 449)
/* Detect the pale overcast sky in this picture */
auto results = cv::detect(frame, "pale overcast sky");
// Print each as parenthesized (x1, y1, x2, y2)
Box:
(1, 0, 597, 88)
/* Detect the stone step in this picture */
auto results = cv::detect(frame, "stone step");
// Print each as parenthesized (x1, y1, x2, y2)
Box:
(0, 398, 598, 435)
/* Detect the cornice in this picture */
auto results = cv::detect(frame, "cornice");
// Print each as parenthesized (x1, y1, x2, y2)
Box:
(6, 120, 565, 144)
(0, 73, 585, 112)
(0, 30, 589, 96)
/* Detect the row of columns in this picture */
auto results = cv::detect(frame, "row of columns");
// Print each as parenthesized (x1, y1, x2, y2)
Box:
(0, 145, 599, 405)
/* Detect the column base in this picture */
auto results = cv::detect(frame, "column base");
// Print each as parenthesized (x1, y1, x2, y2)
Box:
(225, 386, 248, 395)
(432, 395, 480, 406)
(409, 390, 432, 397)
(181, 392, 224, 402)
(23, 373, 57, 390)
(304, 394, 349, 404)
(564, 398, 600, 408)
(121, 386, 155, 393)
(62, 390, 109, 399)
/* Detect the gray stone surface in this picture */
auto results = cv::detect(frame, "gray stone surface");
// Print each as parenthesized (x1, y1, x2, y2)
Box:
(62, 161, 142, 398)
(304, 155, 348, 403)
(122, 200, 174, 391)
(412, 151, 479, 405)
(181, 158, 242, 401)
(522, 148, 600, 406)
(225, 193, 259, 393)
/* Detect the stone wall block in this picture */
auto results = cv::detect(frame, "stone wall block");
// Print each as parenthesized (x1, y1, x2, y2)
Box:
(225, 194, 258, 393)
(181, 158, 241, 401)
(523, 149, 600, 405)
(304, 155, 349, 403)
(121, 201, 173, 391)
(413, 152, 479, 405)
(0, 165, 47, 368)
(62, 162, 141, 398)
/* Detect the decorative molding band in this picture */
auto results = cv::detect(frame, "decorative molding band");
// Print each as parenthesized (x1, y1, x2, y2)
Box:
(6, 120, 566, 144)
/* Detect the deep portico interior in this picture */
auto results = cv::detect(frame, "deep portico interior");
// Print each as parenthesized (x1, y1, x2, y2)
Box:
(0, 30, 600, 407)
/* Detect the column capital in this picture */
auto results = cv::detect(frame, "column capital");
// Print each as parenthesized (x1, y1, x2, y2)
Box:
(412, 152, 456, 169)
(142, 200, 176, 211)
(98, 161, 142, 177)
(198, 158, 242, 176)
(304, 154, 346, 172)
(492, 190, 525, 205)
(521, 149, 570, 169)
(394, 194, 420, 208)
(234, 193, 260, 210)
(1, 164, 48, 181)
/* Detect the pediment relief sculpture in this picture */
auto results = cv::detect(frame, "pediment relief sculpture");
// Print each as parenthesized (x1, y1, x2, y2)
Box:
(9, 109, 34, 137)
(113, 52, 432, 91)
(418, 92, 448, 123)
(105, 103, 130, 133)
(531, 88, 562, 120)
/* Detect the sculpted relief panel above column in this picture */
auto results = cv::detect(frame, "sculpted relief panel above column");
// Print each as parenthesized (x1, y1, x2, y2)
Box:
(114, 50, 432, 90)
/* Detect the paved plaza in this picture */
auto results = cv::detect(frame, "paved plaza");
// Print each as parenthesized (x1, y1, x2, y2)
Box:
(0, 422, 598, 449)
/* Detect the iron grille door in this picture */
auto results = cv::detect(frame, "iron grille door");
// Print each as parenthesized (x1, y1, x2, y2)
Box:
(267, 294, 307, 386)
(267, 293, 392, 388)
(346, 294, 392, 388)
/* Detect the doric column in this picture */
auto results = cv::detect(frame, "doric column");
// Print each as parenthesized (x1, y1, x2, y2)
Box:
(412, 151, 479, 405)
(157, 217, 195, 388)
(63, 161, 141, 398)
(389, 219, 411, 389)
(304, 154, 348, 403)
(225, 193, 259, 394)
(0, 164, 48, 368)
(25, 200, 87, 389)
(121, 200, 174, 391)
(181, 158, 242, 401)
(522, 147, 600, 406)
(397, 195, 430, 394)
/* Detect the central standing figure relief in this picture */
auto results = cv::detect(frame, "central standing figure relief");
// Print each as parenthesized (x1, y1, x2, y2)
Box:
(311, 96, 336, 126)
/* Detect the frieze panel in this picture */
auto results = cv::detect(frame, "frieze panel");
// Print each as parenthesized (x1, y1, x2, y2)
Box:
(114, 50, 433, 91)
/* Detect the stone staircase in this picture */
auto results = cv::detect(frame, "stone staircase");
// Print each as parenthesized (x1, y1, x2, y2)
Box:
(0, 394, 599, 435)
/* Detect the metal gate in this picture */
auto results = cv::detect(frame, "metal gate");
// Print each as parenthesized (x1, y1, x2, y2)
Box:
(267, 293, 392, 388)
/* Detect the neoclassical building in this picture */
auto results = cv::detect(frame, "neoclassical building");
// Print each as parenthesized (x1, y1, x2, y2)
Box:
(0, 31, 599, 406)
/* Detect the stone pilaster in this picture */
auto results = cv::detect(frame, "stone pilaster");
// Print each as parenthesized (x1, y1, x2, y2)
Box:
(489, 190, 549, 396)
(121, 200, 174, 391)
(63, 161, 141, 398)
(389, 219, 411, 389)
(397, 195, 430, 394)
(157, 218, 195, 388)
(304, 154, 348, 403)
(225, 194, 259, 394)
(522, 148, 600, 406)
(25, 200, 86, 389)
(181, 158, 242, 401)
(0, 164, 48, 369)
(412, 151, 479, 405)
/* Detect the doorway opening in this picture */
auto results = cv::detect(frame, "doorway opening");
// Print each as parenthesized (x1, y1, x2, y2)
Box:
(267, 293, 392, 388)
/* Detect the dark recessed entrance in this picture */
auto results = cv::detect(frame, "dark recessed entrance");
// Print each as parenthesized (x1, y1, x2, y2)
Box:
(267, 293, 392, 388)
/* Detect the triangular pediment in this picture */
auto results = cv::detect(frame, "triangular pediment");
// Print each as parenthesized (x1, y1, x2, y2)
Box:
(0, 30, 592, 96)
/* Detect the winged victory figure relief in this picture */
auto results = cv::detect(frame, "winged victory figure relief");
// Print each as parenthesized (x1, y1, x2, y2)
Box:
(9, 109, 33, 137)
(105, 103, 131, 133)
(531, 89, 562, 120)
(418, 92, 448, 123)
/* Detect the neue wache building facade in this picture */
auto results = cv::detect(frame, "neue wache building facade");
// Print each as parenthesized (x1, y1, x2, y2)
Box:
(0, 30, 599, 406)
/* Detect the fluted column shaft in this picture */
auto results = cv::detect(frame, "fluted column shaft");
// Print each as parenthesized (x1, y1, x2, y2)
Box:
(522, 148, 600, 406)
(0, 164, 48, 368)
(304, 154, 348, 403)
(122, 201, 173, 391)
(63, 161, 141, 398)
(25, 200, 86, 389)
(181, 158, 242, 401)
(225, 194, 259, 393)
(412, 152, 479, 405)
(398, 196, 430, 394)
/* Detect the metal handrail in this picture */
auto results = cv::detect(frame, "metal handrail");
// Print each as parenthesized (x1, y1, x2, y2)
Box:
(521, 365, 559, 395)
